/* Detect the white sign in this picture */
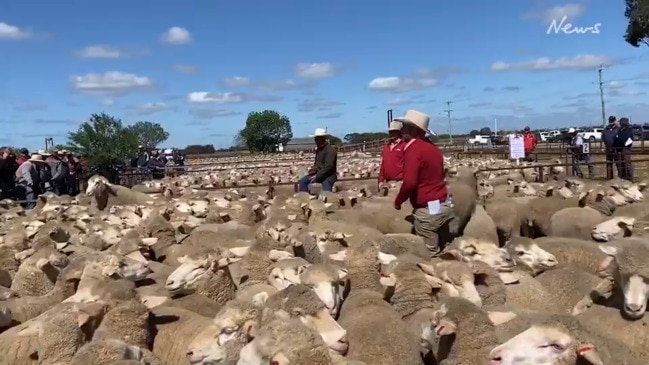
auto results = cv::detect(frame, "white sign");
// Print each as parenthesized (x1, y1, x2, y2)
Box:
(581, 143, 589, 154)
(509, 136, 525, 160)
(547, 16, 601, 35)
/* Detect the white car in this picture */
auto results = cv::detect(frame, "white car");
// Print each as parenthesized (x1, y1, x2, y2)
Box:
(468, 135, 490, 145)
(581, 128, 603, 142)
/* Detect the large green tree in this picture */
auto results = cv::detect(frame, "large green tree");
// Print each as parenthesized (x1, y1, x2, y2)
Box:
(66, 113, 139, 178)
(625, 0, 649, 47)
(129, 121, 170, 149)
(238, 110, 293, 152)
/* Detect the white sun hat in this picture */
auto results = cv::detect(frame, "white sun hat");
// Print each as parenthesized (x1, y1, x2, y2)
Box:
(388, 121, 402, 131)
(394, 109, 435, 136)
(309, 128, 328, 137)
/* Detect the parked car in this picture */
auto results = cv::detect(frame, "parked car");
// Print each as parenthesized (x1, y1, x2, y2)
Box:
(581, 128, 603, 142)
(631, 124, 649, 140)
(468, 135, 490, 145)
(547, 131, 573, 143)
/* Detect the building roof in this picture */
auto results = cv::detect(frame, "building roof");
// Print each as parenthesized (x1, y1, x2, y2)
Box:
(286, 137, 313, 145)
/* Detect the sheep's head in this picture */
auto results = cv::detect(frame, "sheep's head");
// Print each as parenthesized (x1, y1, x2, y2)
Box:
(165, 247, 247, 295)
(298, 264, 347, 317)
(441, 237, 517, 284)
(488, 325, 602, 365)
(185, 327, 233, 365)
(99, 254, 151, 282)
(267, 258, 309, 291)
(477, 179, 494, 199)
(505, 237, 558, 275)
(591, 216, 634, 242)
(418, 261, 482, 307)
(85, 175, 109, 196)
(599, 242, 649, 320)
(213, 299, 264, 347)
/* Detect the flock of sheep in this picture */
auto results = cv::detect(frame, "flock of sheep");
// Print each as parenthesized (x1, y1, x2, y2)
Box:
(1, 151, 649, 364)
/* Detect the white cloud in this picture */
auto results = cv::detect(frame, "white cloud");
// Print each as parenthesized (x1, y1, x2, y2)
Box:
(70, 71, 153, 95)
(221, 76, 251, 87)
(0, 22, 31, 39)
(606, 81, 626, 89)
(490, 54, 612, 72)
(298, 97, 343, 112)
(174, 65, 199, 73)
(190, 108, 242, 119)
(368, 76, 439, 93)
(524, 3, 586, 23)
(293, 63, 337, 78)
(161, 27, 192, 45)
(131, 102, 171, 115)
(76, 45, 122, 58)
(188, 92, 243, 104)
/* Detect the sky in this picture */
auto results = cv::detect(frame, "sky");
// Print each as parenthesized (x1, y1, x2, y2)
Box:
(1, 0, 649, 150)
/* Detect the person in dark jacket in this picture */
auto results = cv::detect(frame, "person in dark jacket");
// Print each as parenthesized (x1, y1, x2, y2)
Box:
(298, 128, 337, 192)
(613, 117, 634, 181)
(0, 147, 17, 199)
(16, 148, 29, 166)
(47, 151, 69, 195)
(378, 121, 405, 189)
(602, 116, 619, 180)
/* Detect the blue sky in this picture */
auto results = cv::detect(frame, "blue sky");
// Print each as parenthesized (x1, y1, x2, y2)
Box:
(2, 0, 648, 150)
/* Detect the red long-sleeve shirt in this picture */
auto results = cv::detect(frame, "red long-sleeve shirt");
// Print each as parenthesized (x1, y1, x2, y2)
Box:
(394, 138, 448, 208)
(378, 139, 405, 183)
(524, 133, 537, 153)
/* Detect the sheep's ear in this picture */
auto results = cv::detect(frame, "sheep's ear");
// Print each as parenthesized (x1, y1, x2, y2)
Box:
(36, 258, 51, 270)
(577, 344, 603, 365)
(328, 250, 346, 262)
(423, 275, 444, 289)
(251, 292, 269, 307)
(268, 249, 293, 261)
(141, 237, 158, 246)
(140, 295, 168, 309)
(177, 255, 189, 264)
(487, 311, 517, 326)
(416, 263, 436, 276)
(228, 246, 250, 257)
(377, 252, 397, 265)
(126, 251, 147, 263)
(337, 268, 348, 281)
(598, 244, 619, 256)
(434, 318, 456, 336)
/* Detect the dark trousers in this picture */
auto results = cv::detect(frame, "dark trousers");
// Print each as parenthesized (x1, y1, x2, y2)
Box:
(298, 175, 333, 193)
(605, 150, 617, 180)
(15, 184, 39, 209)
(618, 148, 633, 181)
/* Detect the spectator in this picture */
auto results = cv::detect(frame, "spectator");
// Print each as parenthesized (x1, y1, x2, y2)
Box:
(173, 150, 185, 166)
(47, 151, 69, 195)
(147, 150, 166, 179)
(392, 110, 453, 258)
(16, 148, 29, 166)
(0, 147, 17, 199)
(64, 151, 79, 195)
(522, 126, 537, 162)
(136, 145, 150, 168)
(614, 117, 634, 181)
(602, 116, 619, 179)
(14, 154, 46, 209)
(567, 128, 594, 179)
(298, 128, 338, 193)
(378, 121, 405, 189)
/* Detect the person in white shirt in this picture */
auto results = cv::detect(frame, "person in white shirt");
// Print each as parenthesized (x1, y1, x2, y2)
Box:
(568, 128, 594, 179)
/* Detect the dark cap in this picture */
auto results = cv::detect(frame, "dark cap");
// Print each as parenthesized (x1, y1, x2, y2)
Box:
(523, 126, 530, 131)
(19, 148, 29, 155)
(608, 116, 616, 122)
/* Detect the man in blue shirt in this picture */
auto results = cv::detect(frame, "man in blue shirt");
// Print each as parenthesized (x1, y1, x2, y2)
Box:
(568, 128, 594, 179)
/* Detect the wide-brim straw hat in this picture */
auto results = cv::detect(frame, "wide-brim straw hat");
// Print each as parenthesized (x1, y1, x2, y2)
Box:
(37, 149, 51, 156)
(28, 154, 46, 163)
(309, 128, 328, 137)
(394, 110, 435, 136)
(388, 121, 402, 131)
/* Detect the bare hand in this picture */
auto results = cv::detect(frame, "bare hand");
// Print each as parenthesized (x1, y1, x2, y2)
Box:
(394, 202, 401, 210)
(309, 176, 317, 183)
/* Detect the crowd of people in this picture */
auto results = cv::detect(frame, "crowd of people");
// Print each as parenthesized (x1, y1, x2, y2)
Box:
(129, 146, 185, 179)
(0, 148, 84, 209)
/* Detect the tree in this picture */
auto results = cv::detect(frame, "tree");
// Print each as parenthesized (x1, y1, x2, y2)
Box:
(66, 113, 139, 180)
(129, 121, 170, 149)
(183, 144, 216, 155)
(343, 132, 389, 144)
(238, 110, 293, 153)
(625, 0, 649, 47)
(328, 135, 343, 146)
(479, 127, 492, 135)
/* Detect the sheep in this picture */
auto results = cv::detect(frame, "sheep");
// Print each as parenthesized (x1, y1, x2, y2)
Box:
(85, 175, 156, 211)
(297, 262, 347, 316)
(521, 190, 590, 237)
(549, 205, 607, 240)
(597, 238, 649, 320)
(447, 179, 477, 236)
(534, 237, 608, 274)
(463, 204, 499, 245)
(336, 247, 424, 365)
(429, 297, 501, 365)
(10, 246, 69, 297)
(236, 313, 335, 365)
(487, 311, 646, 364)
(591, 216, 635, 241)
(69, 339, 148, 365)
(375, 233, 431, 260)
(92, 299, 151, 349)
(0, 302, 106, 365)
(484, 199, 522, 245)
(439, 237, 518, 284)
(503, 236, 558, 276)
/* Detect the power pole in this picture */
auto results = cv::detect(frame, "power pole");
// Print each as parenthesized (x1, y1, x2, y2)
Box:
(387, 109, 393, 127)
(598, 66, 606, 128)
(444, 101, 453, 144)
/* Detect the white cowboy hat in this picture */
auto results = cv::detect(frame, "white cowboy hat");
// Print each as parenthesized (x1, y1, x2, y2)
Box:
(394, 110, 435, 136)
(28, 154, 46, 163)
(388, 121, 402, 131)
(309, 128, 328, 137)
(37, 149, 51, 156)
(568, 128, 576, 133)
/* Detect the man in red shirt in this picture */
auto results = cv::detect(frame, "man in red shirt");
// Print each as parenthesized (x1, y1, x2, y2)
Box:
(378, 121, 405, 191)
(523, 126, 537, 162)
(393, 110, 453, 257)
